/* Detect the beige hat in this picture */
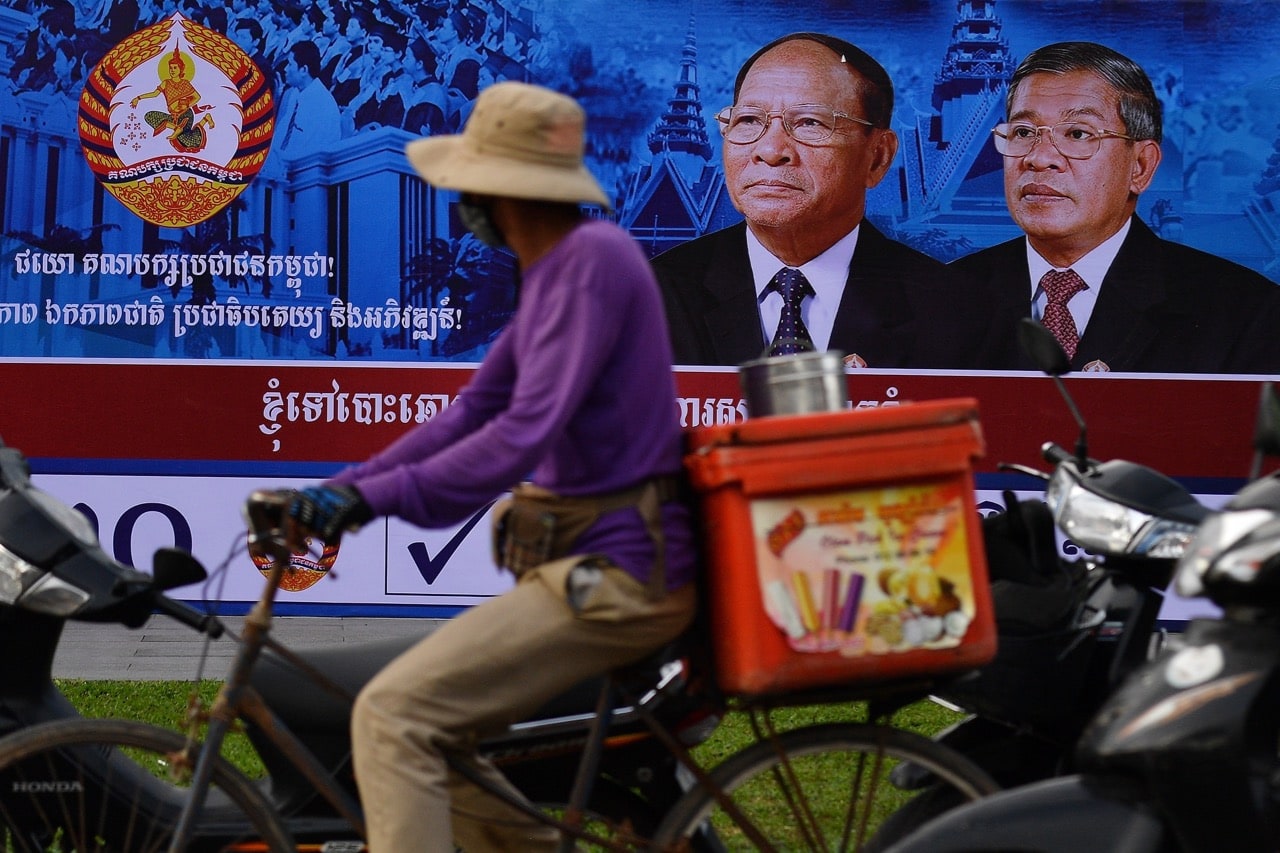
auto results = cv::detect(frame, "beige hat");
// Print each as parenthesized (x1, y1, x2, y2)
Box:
(406, 81, 611, 210)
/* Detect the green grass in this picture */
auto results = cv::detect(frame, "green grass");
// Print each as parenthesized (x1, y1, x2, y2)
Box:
(56, 679, 266, 777)
(55, 678, 962, 783)
(52, 680, 965, 850)
(691, 699, 961, 765)
(47, 681, 967, 850)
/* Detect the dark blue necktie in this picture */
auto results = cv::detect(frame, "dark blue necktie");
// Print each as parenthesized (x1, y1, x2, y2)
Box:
(768, 267, 816, 356)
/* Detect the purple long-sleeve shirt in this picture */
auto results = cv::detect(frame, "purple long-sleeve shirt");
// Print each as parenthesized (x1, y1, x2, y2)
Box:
(329, 219, 696, 590)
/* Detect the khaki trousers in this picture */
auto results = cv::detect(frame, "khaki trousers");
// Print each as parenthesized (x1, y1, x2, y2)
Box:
(350, 557, 697, 852)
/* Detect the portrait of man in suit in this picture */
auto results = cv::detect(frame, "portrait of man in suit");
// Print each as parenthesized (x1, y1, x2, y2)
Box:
(954, 41, 1280, 374)
(651, 32, 997, 369)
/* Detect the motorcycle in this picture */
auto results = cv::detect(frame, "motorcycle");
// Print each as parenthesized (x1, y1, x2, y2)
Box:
(885, 381, 1280, 853)
(0, 438, 222, 735)
(0, 436, 713, 847)
(875, 319, 1208, 841)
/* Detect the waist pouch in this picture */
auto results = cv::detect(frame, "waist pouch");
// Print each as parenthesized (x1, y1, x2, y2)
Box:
(491, 476, 685, 599)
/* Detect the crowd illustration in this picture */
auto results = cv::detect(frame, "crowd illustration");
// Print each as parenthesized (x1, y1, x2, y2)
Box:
(8, 0, 550, 140)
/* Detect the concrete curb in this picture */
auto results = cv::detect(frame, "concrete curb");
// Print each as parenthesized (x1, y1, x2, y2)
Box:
(53, 616, 443, 681)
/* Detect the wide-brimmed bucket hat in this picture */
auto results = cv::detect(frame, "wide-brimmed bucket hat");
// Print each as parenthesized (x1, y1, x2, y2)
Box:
(406, 81, 611, 209)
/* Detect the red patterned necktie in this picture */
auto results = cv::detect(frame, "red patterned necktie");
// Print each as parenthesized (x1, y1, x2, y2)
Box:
(1039, 268, 1088, 359)
(768, 268, 816, 356)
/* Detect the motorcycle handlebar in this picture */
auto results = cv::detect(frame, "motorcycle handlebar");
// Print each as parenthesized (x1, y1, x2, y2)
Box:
(153, 593, 225, 639)
(997, 461, 1051, 481)
(1041, 442, 1072, 465)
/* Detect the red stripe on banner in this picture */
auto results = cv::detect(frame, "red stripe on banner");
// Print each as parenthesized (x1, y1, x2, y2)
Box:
(0, 362, 472, 463)
(0, 361, 1265, 481)
(673, 370, 1264, 482)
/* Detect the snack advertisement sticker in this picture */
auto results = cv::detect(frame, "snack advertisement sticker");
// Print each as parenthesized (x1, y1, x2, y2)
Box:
(750, 480, 975, 656)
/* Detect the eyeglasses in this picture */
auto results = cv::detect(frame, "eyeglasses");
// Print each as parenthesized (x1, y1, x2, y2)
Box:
(992, 122, 1135, 160)
(715, 104, 874, 145)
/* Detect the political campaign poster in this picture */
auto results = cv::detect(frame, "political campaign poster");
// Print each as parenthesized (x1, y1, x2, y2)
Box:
(2, 0, 1275, 618)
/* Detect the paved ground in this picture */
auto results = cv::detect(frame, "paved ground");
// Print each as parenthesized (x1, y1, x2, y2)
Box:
(52, 616, 445, 681)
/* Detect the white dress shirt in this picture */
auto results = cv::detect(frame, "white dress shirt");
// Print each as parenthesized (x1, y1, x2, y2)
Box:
(746, 226, 860, 353)
(1025, 219, 1130, 336)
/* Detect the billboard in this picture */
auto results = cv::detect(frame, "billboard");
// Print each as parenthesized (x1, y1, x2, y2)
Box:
(1, 0, 1275, 618)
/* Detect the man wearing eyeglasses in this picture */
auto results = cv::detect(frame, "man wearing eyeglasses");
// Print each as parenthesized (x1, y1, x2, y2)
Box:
(652, 32, 998, 368)
(954, 41, 1280, 373)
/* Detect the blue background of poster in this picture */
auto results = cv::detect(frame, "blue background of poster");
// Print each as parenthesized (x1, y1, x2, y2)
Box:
(5, 0, 1280, 365)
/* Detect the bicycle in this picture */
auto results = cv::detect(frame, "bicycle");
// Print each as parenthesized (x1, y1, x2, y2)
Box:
(0, 488, 1000, 852)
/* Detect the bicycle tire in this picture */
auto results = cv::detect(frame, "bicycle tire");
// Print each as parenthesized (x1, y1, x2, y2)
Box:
(651, 722, 1000, 853)
(0, 717, 294, 853)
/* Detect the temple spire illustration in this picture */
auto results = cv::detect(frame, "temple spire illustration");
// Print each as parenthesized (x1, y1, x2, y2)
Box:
(619, 17, 736, 257)
(645, 18, 712, 160)
(890, 0, 1018, 254)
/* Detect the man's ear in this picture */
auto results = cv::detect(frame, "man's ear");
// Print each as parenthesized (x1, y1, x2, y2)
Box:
(1130, 139, 1162, 195)
(866, 129, 900, 189)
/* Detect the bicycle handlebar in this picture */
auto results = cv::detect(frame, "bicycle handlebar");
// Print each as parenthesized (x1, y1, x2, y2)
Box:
(244, 488, 294, 560)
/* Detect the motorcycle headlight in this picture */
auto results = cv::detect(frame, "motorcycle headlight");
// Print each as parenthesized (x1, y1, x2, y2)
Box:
(0, 541, 44, 604)
(20, 573, 91, 616)
(0, 540, 90, 617)
(1048, 468, 1199, 558)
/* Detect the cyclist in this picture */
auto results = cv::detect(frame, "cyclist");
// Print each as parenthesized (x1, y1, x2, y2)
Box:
(274, 81, 698, 851)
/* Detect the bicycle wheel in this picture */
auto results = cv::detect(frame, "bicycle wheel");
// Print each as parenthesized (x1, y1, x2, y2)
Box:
(651, 722, 999, 853)
(0, 717, 293, 853)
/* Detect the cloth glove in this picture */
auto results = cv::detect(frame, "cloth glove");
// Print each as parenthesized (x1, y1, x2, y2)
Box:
(287, 484, 373, 544)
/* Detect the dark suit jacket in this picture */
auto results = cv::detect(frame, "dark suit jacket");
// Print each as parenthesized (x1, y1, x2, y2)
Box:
(651, 221, 998, 368)
(952, 218, 1280, 374)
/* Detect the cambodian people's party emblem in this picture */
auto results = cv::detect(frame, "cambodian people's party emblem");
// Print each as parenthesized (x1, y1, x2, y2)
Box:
(78, 13, 275, 228)
(249, 540, 341, 593)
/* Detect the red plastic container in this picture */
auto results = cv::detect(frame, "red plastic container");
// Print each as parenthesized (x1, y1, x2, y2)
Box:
(684, 399, 996, 697)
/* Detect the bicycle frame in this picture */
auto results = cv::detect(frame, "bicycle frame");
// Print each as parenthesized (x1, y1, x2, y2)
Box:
(163, 499, 706, 853)
(155, 490, 998, 853)
(168, 553, 366, 850)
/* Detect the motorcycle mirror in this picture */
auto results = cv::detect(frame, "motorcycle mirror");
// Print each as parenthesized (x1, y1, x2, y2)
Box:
(0, 441, 32, 489)
(151, 547, 208, 591)
(1017, 319, 1071, 376)
(1249, 382, 1280, 480)
(1018, 319, 1089, 469)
